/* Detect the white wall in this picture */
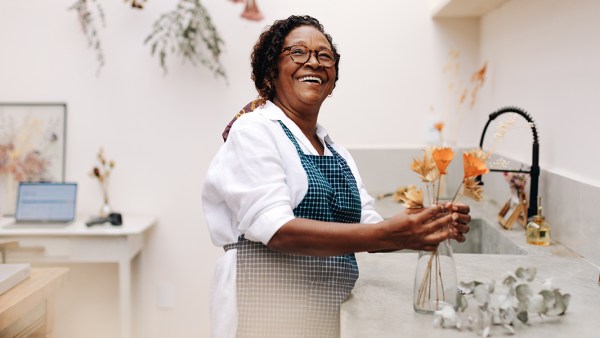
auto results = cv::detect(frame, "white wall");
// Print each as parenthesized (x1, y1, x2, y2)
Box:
(478, 0, 600, 187)
(0, 1, 479, 337)
(476, 0, 600, 267)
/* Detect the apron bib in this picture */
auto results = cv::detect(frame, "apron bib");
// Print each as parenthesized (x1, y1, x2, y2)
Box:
(225, 121, 362, 338)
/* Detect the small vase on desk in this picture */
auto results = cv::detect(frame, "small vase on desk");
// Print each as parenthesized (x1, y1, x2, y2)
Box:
(99, 183, 112, 217)
(413, 239, 458, 314)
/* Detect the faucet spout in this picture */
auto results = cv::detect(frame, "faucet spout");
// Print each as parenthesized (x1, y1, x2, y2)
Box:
(477, 107, 540, 219)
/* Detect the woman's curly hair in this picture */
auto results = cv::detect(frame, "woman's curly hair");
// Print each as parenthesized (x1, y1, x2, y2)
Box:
(251, 15, 340, 104)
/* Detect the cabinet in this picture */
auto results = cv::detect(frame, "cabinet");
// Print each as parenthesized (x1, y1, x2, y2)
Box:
(0, 268, 68, 338)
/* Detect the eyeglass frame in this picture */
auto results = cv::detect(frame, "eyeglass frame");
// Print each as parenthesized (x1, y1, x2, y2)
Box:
(280, 45, 337, 68)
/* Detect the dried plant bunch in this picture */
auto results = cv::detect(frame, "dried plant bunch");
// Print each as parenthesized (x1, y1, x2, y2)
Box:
(90, 148, 115, 183)
(434, 266, 571, 337)
(145, 0, 226, 78)
(408, 145, 492, 313)
(70, 0, 226, 78)
(433, 50, 488, 145)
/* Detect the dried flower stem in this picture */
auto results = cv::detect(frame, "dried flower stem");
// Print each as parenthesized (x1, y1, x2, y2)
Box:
(451, 180, 464, 204)
(417, 248, 447, 309)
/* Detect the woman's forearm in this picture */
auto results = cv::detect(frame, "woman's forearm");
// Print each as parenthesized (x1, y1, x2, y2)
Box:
(266, 205, 469, 256)
(266, 217, 388, 256)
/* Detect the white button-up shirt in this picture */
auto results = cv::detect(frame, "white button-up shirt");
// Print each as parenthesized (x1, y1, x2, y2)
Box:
(202, 101, 383, 338)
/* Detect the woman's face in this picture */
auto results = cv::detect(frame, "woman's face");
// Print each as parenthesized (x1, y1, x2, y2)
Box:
(273, 25, 336, 113)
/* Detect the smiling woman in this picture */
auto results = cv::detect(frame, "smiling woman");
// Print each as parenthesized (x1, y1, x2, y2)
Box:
(201, 14, 471, 338)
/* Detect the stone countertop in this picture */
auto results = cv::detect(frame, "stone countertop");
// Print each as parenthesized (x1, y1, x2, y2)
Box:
(341, 253, 600, 338)
(340, 198, 600, 337)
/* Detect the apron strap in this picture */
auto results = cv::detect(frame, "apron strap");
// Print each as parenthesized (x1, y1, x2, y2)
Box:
(223, 242, 238, 252)
(223, 235, 246, 252)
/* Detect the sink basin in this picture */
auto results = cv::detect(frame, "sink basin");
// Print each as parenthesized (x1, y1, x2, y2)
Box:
(451, 219, 527, 255)
(374, 198, 528, 255)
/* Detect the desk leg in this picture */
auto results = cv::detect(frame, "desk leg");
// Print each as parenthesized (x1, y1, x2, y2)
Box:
(119, 259, 132, 338)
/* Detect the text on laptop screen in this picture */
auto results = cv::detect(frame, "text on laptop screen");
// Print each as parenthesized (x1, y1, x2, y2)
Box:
(15, 183, 77, 222)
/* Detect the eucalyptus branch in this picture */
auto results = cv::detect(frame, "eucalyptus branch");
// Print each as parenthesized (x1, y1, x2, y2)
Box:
(145, 0, 226, 79)
(69, 0, 106, 75)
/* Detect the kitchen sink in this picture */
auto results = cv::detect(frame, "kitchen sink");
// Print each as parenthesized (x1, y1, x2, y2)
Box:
(450, 219, 527, 255)
(374, 198, 528, 255)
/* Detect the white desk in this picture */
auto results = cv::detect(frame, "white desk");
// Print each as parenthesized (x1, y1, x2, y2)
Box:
(0, 216, 156, 338)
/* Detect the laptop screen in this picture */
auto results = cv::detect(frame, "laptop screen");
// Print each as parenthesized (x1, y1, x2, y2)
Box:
(15, 182, 77, 222)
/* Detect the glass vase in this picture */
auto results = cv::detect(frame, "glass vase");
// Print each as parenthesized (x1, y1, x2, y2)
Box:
(99, 182, 112, 217)
(413, 239, 458, 314)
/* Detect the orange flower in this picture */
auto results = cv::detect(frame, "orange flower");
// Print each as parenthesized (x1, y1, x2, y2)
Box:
(463, 152, 489, 178)
(432, 147, 454, 175)
(434, 122, 444, 132)
(466, 148, 491, 163)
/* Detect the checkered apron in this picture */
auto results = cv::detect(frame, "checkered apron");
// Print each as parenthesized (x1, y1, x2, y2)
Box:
(224, 121, 362, 338)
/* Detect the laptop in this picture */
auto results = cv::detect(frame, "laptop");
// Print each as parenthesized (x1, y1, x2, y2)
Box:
(14, 182, 77, 223)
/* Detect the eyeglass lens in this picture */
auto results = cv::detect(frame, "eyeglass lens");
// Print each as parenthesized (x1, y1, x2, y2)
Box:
(286, 45, 336, 67)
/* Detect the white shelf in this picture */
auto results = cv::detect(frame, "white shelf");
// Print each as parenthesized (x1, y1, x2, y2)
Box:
(430, 0, 511, 18)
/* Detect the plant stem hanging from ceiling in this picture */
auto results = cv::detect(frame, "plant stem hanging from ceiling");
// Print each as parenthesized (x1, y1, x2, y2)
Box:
(145, 0, 226, 79)
(69, 0, 226, 80)
(69, 0, 106, 75)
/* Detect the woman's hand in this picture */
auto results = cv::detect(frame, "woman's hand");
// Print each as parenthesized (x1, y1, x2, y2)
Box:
(444, 202, 471, 243)
(378, 204, 469, 252)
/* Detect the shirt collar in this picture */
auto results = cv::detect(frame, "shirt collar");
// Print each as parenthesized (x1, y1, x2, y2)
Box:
(259, 100, 334, 150)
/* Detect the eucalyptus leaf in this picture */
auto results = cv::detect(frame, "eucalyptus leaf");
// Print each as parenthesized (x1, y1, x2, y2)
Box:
(457, 293, 469, 312)
(516, 267, 537, 282)
(544, 290, 571, 316)
(460, 281, 475, 294)
(502, 323, 515, 335)
(435, 266, 569, 336)
(481, 324, 491, 337)
(503, 274, 517, 286)
(474, 284, 490, 304)
(517, 310, 528, 323)
(528, 294, 547, 314)
(516, 284, 533, 302)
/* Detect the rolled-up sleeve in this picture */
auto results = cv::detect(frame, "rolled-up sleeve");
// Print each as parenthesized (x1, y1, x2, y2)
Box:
(218, 119, 296, 245)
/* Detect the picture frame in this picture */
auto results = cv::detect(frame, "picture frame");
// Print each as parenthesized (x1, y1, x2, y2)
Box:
(0, 103, 67, 215)
(498, 192, 528, 230)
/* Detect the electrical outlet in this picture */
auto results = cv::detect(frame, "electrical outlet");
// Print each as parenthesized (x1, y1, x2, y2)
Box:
(157, 283, 175, 310)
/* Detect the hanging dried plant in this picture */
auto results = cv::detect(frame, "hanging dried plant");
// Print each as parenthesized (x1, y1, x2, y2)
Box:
(126, 0, 147, 9)
(69, 0, 106, 75)
(145, 0, 226, 79)
(241, 0, 264, 21)
(70, 0, 225, 79)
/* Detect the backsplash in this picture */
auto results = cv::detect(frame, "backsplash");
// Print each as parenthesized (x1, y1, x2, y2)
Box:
(349, 148, 600, 267)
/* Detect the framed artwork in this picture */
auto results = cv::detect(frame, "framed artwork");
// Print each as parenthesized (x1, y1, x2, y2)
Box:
(0, 103, 66, 215)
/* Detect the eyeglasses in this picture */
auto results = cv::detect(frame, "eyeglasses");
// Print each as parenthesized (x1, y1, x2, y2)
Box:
(281, 45, 337, 68)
